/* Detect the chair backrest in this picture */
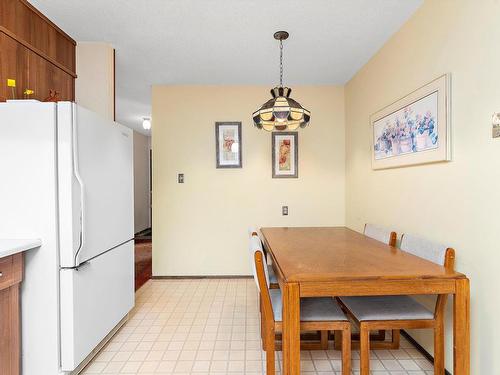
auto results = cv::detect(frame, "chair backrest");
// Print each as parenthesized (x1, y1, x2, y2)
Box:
(248, 235, 276, 323)
(364, 223, 397, 246)
(248, 227, 271, 263)
(248, 234, 270, 291)
(400, 233, 456, 320)
(248, 227, 258, 238)
(400, 233, 451, 267)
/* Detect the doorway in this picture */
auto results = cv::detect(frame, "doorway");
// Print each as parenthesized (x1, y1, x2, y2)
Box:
(133, 132, 152, 290)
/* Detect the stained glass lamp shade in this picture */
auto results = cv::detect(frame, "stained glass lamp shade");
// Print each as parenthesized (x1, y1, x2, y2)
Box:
(252, 31, 310, 131)
(252, 86, 310, 131)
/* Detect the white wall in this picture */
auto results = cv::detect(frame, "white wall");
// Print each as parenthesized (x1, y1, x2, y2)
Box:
(345, 1, 500, 372)
(152, 85, 345, 276)
(133, 131, 151, 233)
(75, 42, 114, 120)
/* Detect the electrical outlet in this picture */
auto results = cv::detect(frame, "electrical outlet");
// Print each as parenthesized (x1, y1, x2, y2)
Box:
(178, 173, 184, 183)
(282, 206, 288, 216)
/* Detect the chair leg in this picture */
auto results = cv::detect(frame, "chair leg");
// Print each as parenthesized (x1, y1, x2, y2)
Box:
(260, 294, 267, 348)
(374, 329, 386, 341)
(434, 319, 445, 374)
(341, 325, 351, 375)
(334, 330, 342, 350)
(320, 330, 329, 349)
(391, 329, 400, 349)
(360, 323, 370, 375)
(266, 329, 276, 375)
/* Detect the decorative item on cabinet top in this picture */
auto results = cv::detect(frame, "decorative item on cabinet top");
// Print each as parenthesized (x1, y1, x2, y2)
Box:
(43, 90, 60, 102)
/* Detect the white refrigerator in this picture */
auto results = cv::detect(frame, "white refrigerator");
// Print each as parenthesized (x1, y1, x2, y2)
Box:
(0, 101, 135, 374)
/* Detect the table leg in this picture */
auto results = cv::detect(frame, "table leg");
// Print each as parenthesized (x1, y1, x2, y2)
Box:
(453, 278, 470, 375)
(282, 282, 300, 375)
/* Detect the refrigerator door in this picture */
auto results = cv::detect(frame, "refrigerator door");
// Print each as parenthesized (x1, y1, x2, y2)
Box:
(60, 241, 134, 370)
(57, 102, 134, 268)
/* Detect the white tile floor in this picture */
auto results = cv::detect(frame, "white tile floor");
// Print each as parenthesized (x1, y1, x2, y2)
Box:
(81, 279, 435, 375)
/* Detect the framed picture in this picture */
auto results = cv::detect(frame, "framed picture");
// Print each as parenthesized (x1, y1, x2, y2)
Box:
(272, 132, 298, 178)
(215, 122, 242, 168)
(371, 74, 451, 170)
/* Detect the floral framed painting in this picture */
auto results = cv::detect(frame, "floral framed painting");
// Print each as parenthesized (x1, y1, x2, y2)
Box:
(272, 132, 298, 178)
(371, 74, 451, 170)
(215, 122, 242, 168)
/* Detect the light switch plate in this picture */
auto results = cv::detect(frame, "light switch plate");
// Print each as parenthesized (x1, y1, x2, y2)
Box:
(282, 206, 288, 216)
(178, 173, 184, 183)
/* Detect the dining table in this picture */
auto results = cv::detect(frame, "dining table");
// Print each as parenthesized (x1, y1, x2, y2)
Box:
(260, 227, 470, 375)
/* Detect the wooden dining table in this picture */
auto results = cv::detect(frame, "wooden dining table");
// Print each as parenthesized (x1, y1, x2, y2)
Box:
(260, 227, 470, 375)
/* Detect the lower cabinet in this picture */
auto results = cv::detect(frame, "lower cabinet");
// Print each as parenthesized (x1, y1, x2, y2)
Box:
(0, 253, 23, 375)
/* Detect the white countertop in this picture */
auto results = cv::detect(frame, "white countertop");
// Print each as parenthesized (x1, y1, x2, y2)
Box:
(0, 239, 42, 258)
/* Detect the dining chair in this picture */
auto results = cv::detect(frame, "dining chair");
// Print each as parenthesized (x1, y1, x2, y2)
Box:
(249, 229, 279, 289)
(337, 234, 455, 375)
(364, 223, 398, 346)
(334, 224, 399, 350)
(249, 235, 352, 375)
(364, 223, 397, 247)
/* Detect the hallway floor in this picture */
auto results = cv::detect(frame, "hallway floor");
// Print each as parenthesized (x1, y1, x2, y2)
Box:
(135, 240, 152, 291)
(82, 279, 436, 374)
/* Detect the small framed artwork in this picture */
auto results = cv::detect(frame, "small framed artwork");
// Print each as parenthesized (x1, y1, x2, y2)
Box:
(371, 73, 451, 170)
(272, 132, 298, 178)
(215, 122, 242, 168)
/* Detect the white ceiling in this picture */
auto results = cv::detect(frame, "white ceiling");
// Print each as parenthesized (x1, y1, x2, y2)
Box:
(30, 0, 422, 135)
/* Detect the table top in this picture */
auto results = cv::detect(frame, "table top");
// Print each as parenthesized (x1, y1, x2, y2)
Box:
(260, 227, 465, 283)
(0, 239, 41, 258)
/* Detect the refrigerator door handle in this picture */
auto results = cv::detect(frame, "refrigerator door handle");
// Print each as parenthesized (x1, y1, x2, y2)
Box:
(72, 105, 85, 267)
(60, 260, 90, 271)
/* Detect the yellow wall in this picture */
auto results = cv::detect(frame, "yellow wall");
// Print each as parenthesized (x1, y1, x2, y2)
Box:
(345, 1, 500, 372)
(75, 42, 114, 120)
(152, 85, 345, 276)
(133, 131, 151, 233)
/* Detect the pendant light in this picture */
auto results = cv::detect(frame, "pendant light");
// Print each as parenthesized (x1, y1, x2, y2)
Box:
(252, 31, 310, 131)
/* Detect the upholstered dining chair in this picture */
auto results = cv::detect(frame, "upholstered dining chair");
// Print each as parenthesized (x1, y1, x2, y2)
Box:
(249, 235, 352, 375)
(249, 229, 279, 288)
(337, 234, 455, 375)
(364, 223, 397, 247)
(364, 223, 398, 346)
(335, 224, 399, 350)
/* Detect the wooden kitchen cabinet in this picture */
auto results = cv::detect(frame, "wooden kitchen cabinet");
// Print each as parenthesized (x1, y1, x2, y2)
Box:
(0, 0, 76, 102)
(0, 253, 23, 375)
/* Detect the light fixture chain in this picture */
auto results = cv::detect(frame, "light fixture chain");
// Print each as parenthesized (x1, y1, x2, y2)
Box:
(279, 39, 283, 87)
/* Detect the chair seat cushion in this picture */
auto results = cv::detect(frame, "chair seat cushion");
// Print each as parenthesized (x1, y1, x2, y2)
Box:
(267, 265, 278, 284)
(269, 289, 347, 322)
(340, 295, 434, 321)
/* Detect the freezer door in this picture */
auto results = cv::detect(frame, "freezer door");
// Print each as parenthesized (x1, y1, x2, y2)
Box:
(60, 241, 134, 370)
(58, 102, 134, 268)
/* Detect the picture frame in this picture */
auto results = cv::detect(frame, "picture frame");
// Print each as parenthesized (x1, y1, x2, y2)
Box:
(371, 74, 451, 170)
(272, 132, 298, 178)
(215, 122, 242, 168)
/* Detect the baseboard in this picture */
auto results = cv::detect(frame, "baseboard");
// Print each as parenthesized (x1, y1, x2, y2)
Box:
(152, 275, 252, 280)
(400, 330, 452, 375)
